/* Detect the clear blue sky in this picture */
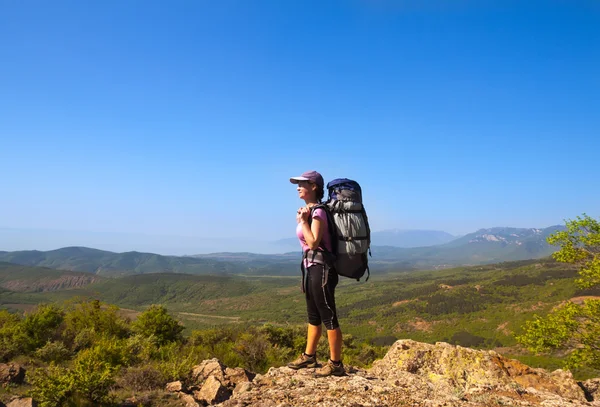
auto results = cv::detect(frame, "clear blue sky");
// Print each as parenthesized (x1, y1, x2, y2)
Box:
(1, 0, 599, 254)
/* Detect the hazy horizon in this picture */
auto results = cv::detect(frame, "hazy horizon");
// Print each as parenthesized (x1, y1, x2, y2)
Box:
(0, 222, 562, 255)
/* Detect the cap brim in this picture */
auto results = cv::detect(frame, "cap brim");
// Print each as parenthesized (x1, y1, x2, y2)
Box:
(290, 176, 310, 184)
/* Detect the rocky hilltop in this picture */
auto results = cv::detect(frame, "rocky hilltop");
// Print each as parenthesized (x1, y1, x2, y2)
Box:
(4, 340, 600, 407)
(156, 340, 600, 407)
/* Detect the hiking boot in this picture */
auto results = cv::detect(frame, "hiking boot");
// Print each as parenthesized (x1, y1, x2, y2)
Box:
(315, 360, 345, 377)
(287, 353, 317, 370)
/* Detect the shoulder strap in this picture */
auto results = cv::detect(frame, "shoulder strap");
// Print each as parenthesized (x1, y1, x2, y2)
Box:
(307, 204, 338, 256)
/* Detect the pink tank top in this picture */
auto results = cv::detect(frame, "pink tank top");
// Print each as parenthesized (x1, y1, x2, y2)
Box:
(296, 207, 332, 267)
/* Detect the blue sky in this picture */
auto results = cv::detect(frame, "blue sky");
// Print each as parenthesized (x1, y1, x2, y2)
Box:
(1, 0, 599, 254)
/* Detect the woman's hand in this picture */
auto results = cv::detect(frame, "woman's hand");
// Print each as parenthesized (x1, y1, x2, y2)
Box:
(297, 206, 310, 224)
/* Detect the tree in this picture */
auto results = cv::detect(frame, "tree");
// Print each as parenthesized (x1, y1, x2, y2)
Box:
(517, 214, 600, 369)
(131, 305, 183, 345)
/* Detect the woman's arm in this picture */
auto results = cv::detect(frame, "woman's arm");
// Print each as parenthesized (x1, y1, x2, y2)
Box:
(298, 207, 324, 250)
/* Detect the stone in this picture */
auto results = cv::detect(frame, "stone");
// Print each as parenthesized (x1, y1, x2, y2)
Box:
(582, 378, 600, 400)
(6, 398, 37, 407)
(191, 359, 227, 385)
(0, 363, 25, 385)
(232, 381, 253, 396)
(225, 367, 255, 387)
(166, 380, 184, 392)
(370, 339, 587, 402)
(194, 375, 231, 404)
(179, 393, 201, 407)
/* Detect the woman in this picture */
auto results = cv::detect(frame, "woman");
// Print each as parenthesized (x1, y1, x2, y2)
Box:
(287, 170, 344, 377)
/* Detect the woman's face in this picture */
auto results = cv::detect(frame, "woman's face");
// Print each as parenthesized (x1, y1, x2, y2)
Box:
(297, 181, 316, 200)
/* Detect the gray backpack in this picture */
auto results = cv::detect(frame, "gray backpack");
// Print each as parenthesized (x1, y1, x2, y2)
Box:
(325, 178, 371, 281)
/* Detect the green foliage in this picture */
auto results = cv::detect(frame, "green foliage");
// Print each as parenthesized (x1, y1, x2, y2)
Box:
(35, 341, 72, 363)
(62, 300, 129, 348)
(22, 304, 64, 352)
(117, 365, 165, 392)
(234, 330, 269, 372)
(0, 309, 27, 361)
(132, 304, 184, 345)
(518, 214, 600, 369)
(28, 364, 74, 407)
(152, 342, 200, 382)
(70, 347, 117, 404)
(125, 334, 160, 363)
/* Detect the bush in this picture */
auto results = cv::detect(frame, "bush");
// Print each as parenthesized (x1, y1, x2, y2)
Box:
(234, 331, 269, 372)
(35, 341, 72, 363)
(22, 304, 64, 352)
(153, 343, 200, 382)
(125, 334, 160, 363)
(132, 305, 183, 345)
(518, 215, 600, 369)
(28, 364, 74, 407)
(70, 347, 117, 404)
(0, 310, 27, 361)
(62, 300, 129, 347)
(117, 366, 165, 392)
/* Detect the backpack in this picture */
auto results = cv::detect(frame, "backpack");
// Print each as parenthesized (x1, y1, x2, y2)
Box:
(324, 178, 371, 281)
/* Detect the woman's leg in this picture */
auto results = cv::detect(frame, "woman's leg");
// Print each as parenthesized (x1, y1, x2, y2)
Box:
(327, 327, 342, 361)
(306, 323, 322, 355)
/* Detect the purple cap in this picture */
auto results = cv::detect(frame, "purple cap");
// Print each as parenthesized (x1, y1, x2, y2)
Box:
(289, 170, 324, 188)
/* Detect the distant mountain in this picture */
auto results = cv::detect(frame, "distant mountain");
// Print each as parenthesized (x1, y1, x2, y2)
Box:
(373, 226, 565, 269)
(0, 225, 565, 276)
(0, 247, 248, 277)
(371, 229, 456, 247)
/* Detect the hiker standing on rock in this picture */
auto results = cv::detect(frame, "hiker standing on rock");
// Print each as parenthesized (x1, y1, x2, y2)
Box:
(287, 170, 345, 377)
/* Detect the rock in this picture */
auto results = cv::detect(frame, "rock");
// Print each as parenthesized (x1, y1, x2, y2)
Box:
(166, 380, 184, 392)
(193, 375, 231, 405)
(0, 363, 25, 385)
(179, 393, 201, 407)
(232, 381, 252, 396)
(225, 367, 255, 387)
(582, 378, 600, 400)
(370, 339, 587, 402)
(6, 398, 37, 407)
(191, 359, 227, 385)
(182, 340, 600, 407)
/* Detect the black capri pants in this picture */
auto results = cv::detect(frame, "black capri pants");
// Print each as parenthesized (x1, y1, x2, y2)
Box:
(305, 264, 339, 330)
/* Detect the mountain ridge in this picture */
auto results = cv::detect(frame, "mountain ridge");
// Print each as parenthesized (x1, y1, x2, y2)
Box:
(0, 225, 565, 276)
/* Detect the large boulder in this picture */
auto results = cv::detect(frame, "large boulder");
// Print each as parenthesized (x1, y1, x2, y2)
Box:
(193, 375, 231, 405)
(0, 364, 25, 385)
(191, 359, 226, 385)
(370, 339, 587, 402)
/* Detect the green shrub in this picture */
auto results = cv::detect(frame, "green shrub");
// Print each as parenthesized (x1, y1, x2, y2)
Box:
(0, 310, 27, 361)
(28, 364, 74, 407)
(117, 365, 165, 392)
(70, 347, 117, 404)
(189, 327, 236, 348)
(125, 334, 160, 363)
(153, 343, 199, 382)
(22, 304, 64, 352)
(132, 305, 183, 345)
(35, 341, 72, 363)
(62, 300, 129, 347)
(234, 331, 269, 372)
(84, 337, 133, 368)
